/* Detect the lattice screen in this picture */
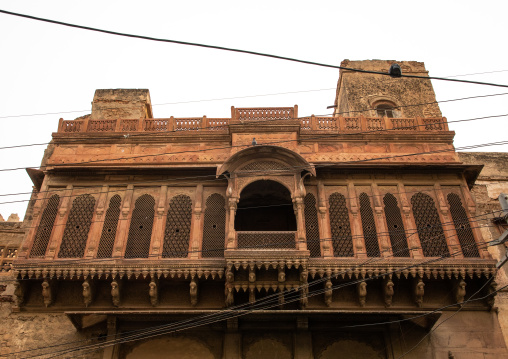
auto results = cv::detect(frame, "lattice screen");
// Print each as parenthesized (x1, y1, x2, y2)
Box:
(383, 194, 410, 257)
(162, 194, 192, 258)
(237, 232, 296, 249)
(124, 194, 155, 258)
(96, 195, 121, 258)
(30, 194, 60, 258)
(359, 193, 380, 257)
(304, 193, 321, 257)
(328, 193, 354, 257)
(58, 194, 96, 258)
(447, 193, 480, 257)
(202, 193, 226, 258)
(411, 192, 450, 257)
(239, 161, 290, 173)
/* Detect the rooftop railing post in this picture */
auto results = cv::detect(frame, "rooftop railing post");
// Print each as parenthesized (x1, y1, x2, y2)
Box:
(82, 117, 89, 132)
(169, 116, 175, 131)
(310, 115, 317, 130)
(416, 117, 425, 131)
(138, 118, 144, 132)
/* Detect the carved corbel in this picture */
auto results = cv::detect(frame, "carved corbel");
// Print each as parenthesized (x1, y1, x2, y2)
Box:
(111, 280, 122, 307)
(357, 281, 367, 307)
(42, 279, 54, 308)
(13, 281, 26, 308)
(486, 280, 497, 309)
(278, 267, 286, 283)
(278, 290, 285, 308)
(225, 284, 234, 307)
(414, 278, 425, 307)
(249, 287, 256, 303)
(82, 279, 95, 307)
(190, 278, 198, 307)
(248, 267, 256, 283)
(300, 270, 308, 309)
(149, 279, 158, 307)
(324, 279, 333, 307)
(384, 277, 394, 307)
(454, 279, 466, 307)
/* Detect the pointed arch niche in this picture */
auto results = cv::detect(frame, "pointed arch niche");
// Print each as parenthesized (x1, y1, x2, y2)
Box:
(217, 146, 315, 251)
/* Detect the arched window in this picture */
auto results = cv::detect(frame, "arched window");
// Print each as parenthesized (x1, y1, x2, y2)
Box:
(447, 193, 480, 257)
(58, 194, 96, 258)
(359, 193, 380, 257)
(202, 193, 226, 258)
(125, 194, 155, 258)
(329, 193, 354, 257)
(162, 194, 192, 258)
(304, 193, 321, 257)
(383, 193, 410, 257)
(30, 194, 60, 258)
(376, 104, 395, 118)
(96, 195, 122, 258)
(411, 192, 450, 257)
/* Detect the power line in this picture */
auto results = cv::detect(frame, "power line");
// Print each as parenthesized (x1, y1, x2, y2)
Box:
(1, 9, 508, 89)
(28, 240, 498, 359)
(1, 112, 507, 174)
(2, 91, 508, 153)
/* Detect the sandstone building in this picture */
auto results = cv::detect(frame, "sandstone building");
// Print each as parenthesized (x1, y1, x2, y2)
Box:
(1, 60, 508, 358)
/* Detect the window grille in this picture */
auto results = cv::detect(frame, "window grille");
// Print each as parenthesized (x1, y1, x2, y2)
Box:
(447, 193, 480, 257)
(359, 193, 380, 257)
(328, 193, 354, 257)
(30, 194, 60, 258)
(383, 194, 410, 257)
(124, 194, 155, 258)
(239, 161, 290, 173)
(304, 193, 321, 257)
(162, 194, 192, 258)
(96, 195, 121, 258)
(411, 192, 450, 257)
(202, 193, 226, 258)
(58, 194, 96, 258)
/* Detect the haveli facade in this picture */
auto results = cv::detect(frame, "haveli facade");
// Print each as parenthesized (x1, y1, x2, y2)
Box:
(1, 60, 507, 358)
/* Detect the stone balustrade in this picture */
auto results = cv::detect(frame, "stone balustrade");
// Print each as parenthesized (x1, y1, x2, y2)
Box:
(57, 115, 448, 134)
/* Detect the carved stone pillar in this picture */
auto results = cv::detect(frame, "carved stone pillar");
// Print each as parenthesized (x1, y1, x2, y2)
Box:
(348, 183, 366, 258)
(85, 185, 109, 258)
(294, 197, 308, 251)
(223, 318, 241, 359)
(317, 181, 333, 257)
(114, 185, 134, 258)
(190, 184, 204, 259)
(397, 183, 423, 259)
(371, 184, 391, 257)
(226, 197, 238, 249)
(294, 317, 313, 359)
(434, 184, 462, 257)
(102, 316, 120, 359)
(46, 184, 73, 259)
(150, 185, 167, 258)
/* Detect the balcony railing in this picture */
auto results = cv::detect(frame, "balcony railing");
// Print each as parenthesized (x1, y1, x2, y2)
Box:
(57, 115, 448, 134)
(236, 231, 297, 249)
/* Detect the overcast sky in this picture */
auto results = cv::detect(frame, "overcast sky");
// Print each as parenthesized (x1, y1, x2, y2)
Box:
(0, 1, 507, 219)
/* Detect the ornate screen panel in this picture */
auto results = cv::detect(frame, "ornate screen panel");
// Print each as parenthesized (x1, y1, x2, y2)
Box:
(447, 193, 480, 257)
(411, 192, 450, 257)
(30, 194, 60, 258)
(359, 193, 380, 257)
(202, 193, 226, 258)
(162, 194, 192, 258)
(58, 194, 96, 258)
(304, 193, 321, 257)
(96, 195, 122, 258)
(383, 193, 410, 257)
(328, 193, 354, 257)
(124, 194, 155, 258)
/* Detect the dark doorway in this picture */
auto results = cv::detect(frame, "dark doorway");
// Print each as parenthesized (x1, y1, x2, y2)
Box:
(235, 180, 297, 231)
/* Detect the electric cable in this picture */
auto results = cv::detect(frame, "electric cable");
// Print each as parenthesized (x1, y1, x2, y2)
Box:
(29, 239, 499, 359)
(4, 220, 501, 357)
(1, 9, 508, 89)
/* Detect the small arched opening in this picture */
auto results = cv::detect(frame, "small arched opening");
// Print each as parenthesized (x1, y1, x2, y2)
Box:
(235, 180, 296, 231)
